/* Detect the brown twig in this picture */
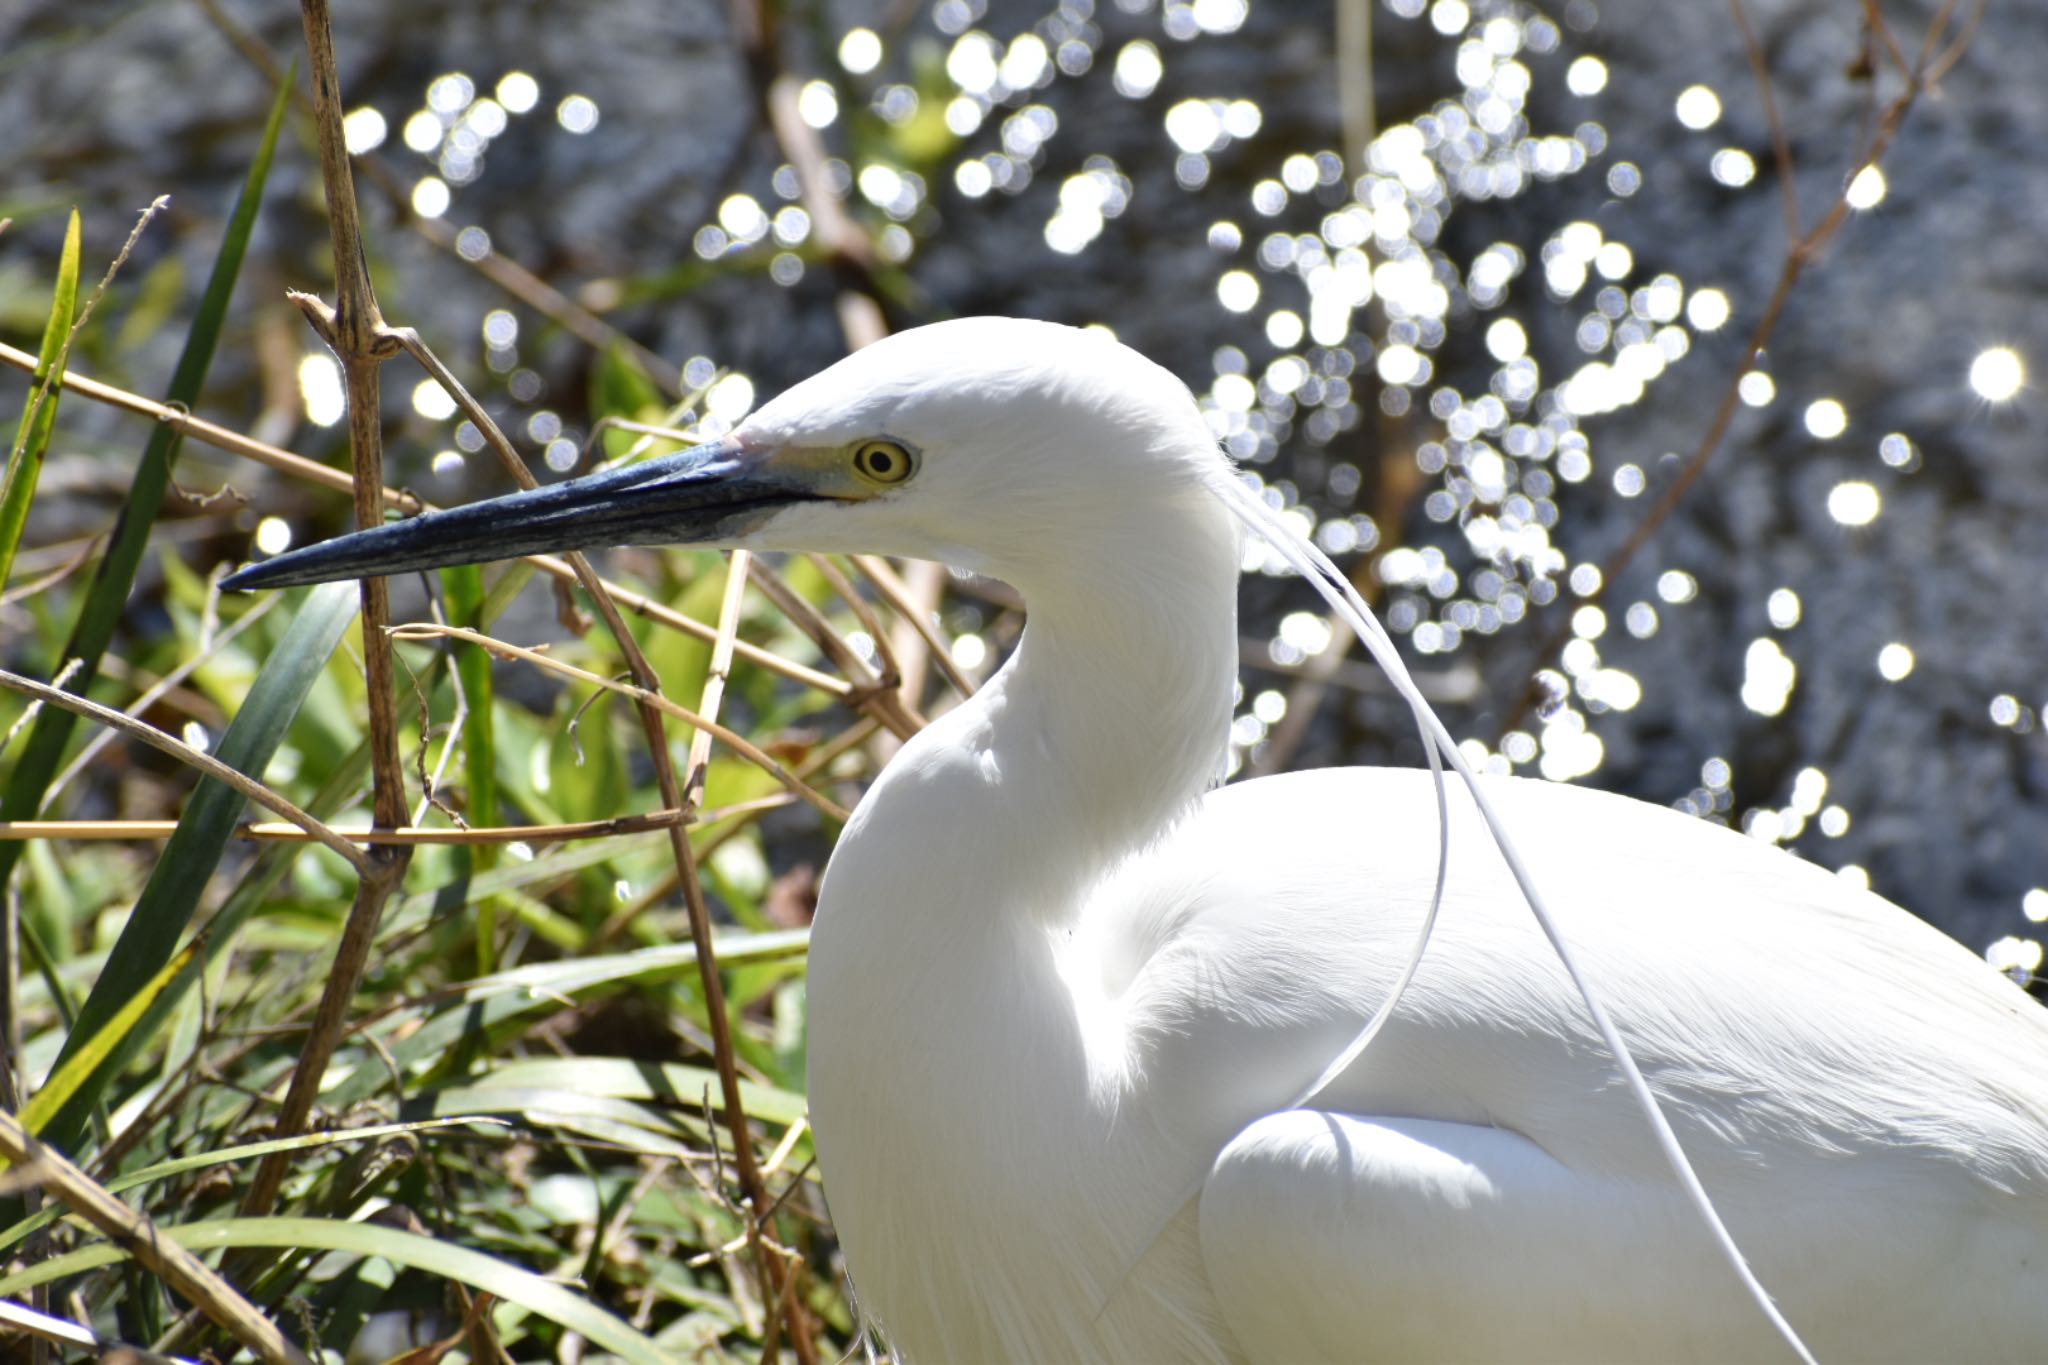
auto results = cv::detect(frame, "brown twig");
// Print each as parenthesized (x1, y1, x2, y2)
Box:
(1858, 0, 1914, 78)
(601, 715, 879, 935)
(1924, 0, 1987, 85)
(747, 559, 924, 736)
(388, 625, 849, 823)
(0, 1108, 311, 1365)
(45, 591, 281, 806)
(0, 800, 797, 845)
(0, 340, 858, 698)
(241, 0, 415, 1222)
(850, 554, 975, 700)
(1728, 0, 1799, 244)
(0, 668, 371, 874)
(809, 554, 906, 695)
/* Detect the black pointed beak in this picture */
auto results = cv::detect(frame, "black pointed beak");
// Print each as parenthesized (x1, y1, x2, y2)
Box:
(223, 440, 807, 591)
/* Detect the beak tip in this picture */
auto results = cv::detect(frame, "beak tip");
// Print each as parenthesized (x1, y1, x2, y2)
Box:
(221, 560, 304, 592)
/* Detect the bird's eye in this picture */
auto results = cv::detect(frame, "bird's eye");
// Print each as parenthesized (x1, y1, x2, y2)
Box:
(851, 439, 915, 486)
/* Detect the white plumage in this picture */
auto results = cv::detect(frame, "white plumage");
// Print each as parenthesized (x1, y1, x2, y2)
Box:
(235, 317, 2048, 1362)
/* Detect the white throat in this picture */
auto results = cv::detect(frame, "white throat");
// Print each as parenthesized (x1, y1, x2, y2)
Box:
(801, 468, 1244, 1357)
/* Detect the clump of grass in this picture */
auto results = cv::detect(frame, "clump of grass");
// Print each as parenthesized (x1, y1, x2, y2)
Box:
(0, 8, 971, 1358)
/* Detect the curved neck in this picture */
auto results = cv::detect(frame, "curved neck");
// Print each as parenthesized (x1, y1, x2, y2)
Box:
(826, 476, 1242, 926)
(804, 469, 1245, 1355)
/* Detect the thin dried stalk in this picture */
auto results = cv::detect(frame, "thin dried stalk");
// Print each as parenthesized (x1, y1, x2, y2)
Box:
(850, 555, 975, 700)
(807, 555, 901, 686)
(0, 668, 371, 875)
(389, 626, 849, 823)
(241, 0, 415, 1220)
(600, 716, 878, 938)
(688, 551, 755, 808)
(0, 339, 853, 697)
(747, 560, 923, 736)
(46, 592, 280, 806)
(0, 1108, 311, 1365)
(0, 798, 791, 845)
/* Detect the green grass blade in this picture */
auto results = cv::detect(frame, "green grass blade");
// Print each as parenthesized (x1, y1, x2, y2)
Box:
(320, 931, 809, 1113)
(0, 207, 82, 590)
(0, 1217, 675, 1365)
(17, 938, 198, 1139)
(38, 581, 359, 1151)
(0, 70, 292, 901)
(0, 1117, 505, 1253)
(478, 1056, 808, 1126)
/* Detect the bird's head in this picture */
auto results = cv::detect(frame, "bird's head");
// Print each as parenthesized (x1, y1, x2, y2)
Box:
(223, 317, 1230, 596)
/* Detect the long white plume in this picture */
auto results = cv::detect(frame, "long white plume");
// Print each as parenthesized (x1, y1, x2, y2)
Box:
(1210, 472, 1818, 1365)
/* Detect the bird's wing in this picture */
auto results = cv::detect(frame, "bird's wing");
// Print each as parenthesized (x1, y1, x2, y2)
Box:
(1075, 768, 2048, 1362)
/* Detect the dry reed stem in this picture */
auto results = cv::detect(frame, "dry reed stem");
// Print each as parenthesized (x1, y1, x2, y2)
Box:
(746, 559, 923, 735)
(241, 0, 415, 1224)
(806, 554, 900, 685)
(600, 715, 881, 937)
(45, 590, 280, 807)
(389, 625, 849, 823)
(0, 797, 792, 846)
(0, 668, 372, 875)
(0, 340, 855, 697)
(0, 1109, 311, 1365)
(850, 555, 976, 700)
(687, 551, 754, 810)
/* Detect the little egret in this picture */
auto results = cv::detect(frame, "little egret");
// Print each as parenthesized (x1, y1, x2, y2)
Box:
(229, 318, 2048, 1363)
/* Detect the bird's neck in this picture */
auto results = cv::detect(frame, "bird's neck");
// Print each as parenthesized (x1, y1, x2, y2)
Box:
(804, 474, 1244, 1351)
(828, 476, 1242, 927)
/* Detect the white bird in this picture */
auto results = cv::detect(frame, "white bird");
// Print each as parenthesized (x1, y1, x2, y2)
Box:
(230, 317, 2048, 1363)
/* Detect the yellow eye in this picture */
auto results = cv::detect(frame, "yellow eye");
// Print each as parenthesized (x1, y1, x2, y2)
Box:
(851, 439, 914, 486)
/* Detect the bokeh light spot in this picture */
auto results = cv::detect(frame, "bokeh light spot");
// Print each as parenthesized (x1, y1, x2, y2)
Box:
(1970, 346, 2024, 401)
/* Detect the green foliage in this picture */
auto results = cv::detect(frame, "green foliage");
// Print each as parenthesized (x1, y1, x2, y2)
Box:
(0, 1217, 677, 1364)
(0, 26, 938, 1365)
(0, 72, 291, 897)
(0, 206, 80, 591)
(38, 582, 358, 1150)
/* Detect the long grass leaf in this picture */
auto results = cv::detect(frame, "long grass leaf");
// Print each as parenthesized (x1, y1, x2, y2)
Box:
(0, 208, 82, 590)
(320, 931, 809, 1113)
(0, 1216, 674, 1365)
(0, 1117, 504, 1253)
(0, 72, 293, 902)
(479, 1056, 808, 1126)
(39, 581, 358, 1151)
(17, 938, 198, 1140)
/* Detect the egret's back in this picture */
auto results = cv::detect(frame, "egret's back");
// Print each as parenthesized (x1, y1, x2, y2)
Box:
(1110, 768, 2048, 1363)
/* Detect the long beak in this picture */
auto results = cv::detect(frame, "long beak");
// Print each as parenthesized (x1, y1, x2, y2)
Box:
(223, 440, 806, 591)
